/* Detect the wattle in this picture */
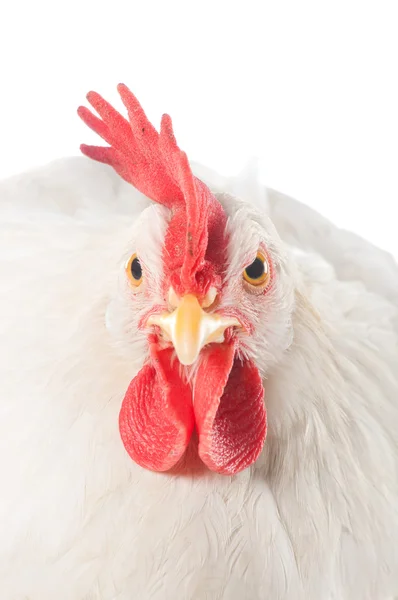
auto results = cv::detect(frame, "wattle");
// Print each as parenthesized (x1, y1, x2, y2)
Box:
(119, 345, 194, 472)
(194, 341, 266, 474)
(119, 341, 267, 475)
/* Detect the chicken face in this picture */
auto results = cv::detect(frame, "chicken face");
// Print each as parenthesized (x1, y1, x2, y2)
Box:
(79, 85, 295, 475)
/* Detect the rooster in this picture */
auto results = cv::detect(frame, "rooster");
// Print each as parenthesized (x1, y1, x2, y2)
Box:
(0, 84, 397, 600)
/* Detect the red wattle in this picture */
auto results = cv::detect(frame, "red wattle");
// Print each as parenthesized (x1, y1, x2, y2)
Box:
(194, 342, 266, 475)
(119, 346, 194, 472)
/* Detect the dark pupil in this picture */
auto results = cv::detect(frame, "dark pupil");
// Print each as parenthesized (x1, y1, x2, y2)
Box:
(131, 257, 142, 280)
(245, 257, 264, 280)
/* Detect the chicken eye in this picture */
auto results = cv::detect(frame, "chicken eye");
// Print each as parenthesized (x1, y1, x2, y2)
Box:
(125, 253, 143, 287)
(243, 251, 270, 287)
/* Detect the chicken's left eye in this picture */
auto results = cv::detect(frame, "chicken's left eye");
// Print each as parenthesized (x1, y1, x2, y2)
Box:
(125, 253, 143, 287)
(243, 251, 270, 287)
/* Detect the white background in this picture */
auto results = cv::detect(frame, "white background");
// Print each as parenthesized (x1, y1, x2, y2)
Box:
(1, 1, 397, 257)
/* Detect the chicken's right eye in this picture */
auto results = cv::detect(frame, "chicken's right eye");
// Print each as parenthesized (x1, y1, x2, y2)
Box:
(125, 253, 143, 287)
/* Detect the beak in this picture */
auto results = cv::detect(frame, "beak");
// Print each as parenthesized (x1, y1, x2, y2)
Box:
(147, 294, 240, 366)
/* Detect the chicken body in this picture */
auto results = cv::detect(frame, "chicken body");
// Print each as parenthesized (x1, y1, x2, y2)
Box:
(0, 158, 397, 600)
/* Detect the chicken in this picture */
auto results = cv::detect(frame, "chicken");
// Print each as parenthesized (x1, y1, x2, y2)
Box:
(0, 84, 397, 600)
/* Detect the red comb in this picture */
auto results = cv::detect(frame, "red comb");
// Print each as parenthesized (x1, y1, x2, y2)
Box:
(78, 84, 225, 293)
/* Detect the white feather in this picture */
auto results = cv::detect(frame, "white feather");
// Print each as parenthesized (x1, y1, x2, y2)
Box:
(0, 157, 397, 600)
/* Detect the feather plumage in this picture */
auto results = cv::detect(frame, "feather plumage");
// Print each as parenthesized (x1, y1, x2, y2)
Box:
(0, 153, 397, 599)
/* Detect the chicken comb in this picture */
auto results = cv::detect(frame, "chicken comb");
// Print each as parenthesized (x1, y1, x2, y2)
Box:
(78, 84, 225, 293)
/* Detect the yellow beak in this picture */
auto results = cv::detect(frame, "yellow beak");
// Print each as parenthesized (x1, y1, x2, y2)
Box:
(147, 294, 240, 366)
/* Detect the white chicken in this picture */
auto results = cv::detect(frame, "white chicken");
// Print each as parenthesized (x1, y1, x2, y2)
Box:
(0, 84, 397, 600)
